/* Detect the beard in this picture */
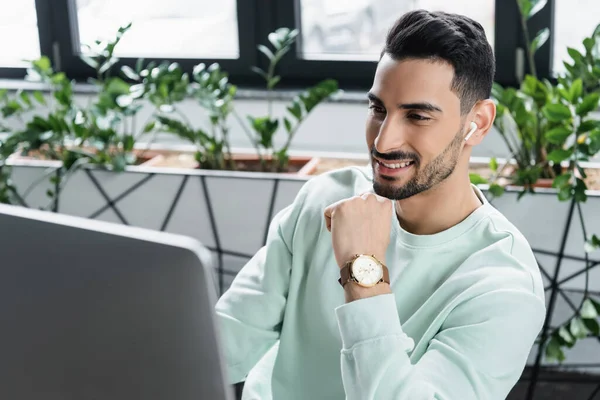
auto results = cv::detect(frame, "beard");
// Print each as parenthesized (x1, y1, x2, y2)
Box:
(372, 129, 464, 200)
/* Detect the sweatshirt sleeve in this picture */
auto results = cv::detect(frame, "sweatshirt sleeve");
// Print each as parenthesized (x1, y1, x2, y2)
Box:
(214, 183, 309, 384)
(335, 284, 545, 400)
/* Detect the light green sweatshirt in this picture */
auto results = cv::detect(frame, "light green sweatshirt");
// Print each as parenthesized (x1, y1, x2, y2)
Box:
(215, 166, 546, 400)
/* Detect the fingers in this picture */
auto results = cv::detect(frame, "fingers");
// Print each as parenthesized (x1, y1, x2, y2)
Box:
(324, 204, 333, 232)
(324, 191, 392, 232)
(359, 191, 389, 203)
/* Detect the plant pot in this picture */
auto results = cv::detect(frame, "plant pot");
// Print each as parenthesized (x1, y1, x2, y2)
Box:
(501, 165, 558, 189)
(228, 154, 320, 176)
(7, 147, 164, 167)
(135, 149, 321, 176)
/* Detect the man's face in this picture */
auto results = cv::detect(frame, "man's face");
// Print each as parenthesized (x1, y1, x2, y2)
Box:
(366, 55, 467, 200)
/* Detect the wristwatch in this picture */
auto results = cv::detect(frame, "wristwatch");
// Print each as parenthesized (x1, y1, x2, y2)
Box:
(338, 254, 390, 288)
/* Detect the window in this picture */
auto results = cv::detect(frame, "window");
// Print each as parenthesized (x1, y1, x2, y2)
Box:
(0, 0, 556, 89)
(297, 0, 495, 61)
(0, 0, 40, 67)
(75, 0, 239, 59)
(553, 0, 598, 75)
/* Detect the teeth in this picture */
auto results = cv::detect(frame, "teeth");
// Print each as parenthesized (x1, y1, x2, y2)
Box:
(382, 161, 412, 169)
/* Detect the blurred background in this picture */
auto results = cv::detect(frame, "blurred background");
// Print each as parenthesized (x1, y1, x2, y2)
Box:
(1, 1, 600, 400)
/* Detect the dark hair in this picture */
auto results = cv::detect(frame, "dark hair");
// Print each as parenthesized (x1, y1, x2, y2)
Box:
(383, 10, 495, 114)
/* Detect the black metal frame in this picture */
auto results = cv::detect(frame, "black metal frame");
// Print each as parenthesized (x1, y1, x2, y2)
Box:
(0, 0, 561, 90)
(4, 159, 600, 399)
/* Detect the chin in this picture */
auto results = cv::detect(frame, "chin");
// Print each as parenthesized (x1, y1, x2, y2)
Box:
(373, 179, 430, 201)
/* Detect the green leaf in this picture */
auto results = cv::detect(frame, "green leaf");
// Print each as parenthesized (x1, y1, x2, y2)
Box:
(564, 61, 577, 77)
(585, 234, 600, 252)
(531, 28, 550, 54)
(19, 91, 32, 107)
(251, 66, 268, 80)
(591, 298, 600, 314)
(489, 183, 505, 197)
(547, 148, 573, 163)
(111, 154, 128, 172)
(581, 298, 599, 319)
(568, 47, 585, 64)
(569, 79, 583, 103)
(576, 93, 600, 116)
(283, 117, 292, 134)
(123, 135, 134, 152)
(116, 95, 133, 108)
(528, 0, 548, 18)
(570, 317, 589, 339)
(545, 126, 573, 145)
(135, 57, 145, 73)
(156, 115, 196, 143)
(267, 76, 281, 90)
(469, 173, 488, 185)
(489, 157, 498, 172)
(558, 326, 574, 345)
(578, 120, 598, 134)
(584, 37, 595, 55)
(248, 116, 279, 149)
(544, 336, 565, 363)
(143, 121, 156, 133)
(553, 172, 572, 188)
(491, 82, 505, 102)
(543, 103, 572, 122)
(257, 44, 275, 61)
(557, 88, 571, 102)
(574, 178, 588, 202)
(121, 65, 140, 81)
(558, 185, 573, 201)
(287, 101, 303, 121)
(517, 0, 533, 17)
(33, 91, 46, 105)
(583, 318, 600, 336)
(590, 129, 600, 153)
(33, 56, 51, 72)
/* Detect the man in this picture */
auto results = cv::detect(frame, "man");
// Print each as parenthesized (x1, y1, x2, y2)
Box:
(215, 10, 545, 400)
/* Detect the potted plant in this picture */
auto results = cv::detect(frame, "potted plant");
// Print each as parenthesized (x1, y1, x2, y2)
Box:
(240, 27, 339, 174)
(469, 1, 600, 397)
(114, 27, 339, 175)
(0, 23, 339, 295)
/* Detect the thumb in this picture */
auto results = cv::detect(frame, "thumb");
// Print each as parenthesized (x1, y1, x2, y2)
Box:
(323, 204, 334, 232)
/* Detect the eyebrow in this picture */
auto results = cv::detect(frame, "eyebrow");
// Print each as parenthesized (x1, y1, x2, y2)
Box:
(367, 92, 443, 113)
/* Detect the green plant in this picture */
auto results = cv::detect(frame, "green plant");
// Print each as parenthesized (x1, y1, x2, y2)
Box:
(189, 62, 237, 169)
(127, 58, 237, 170)
(78, 22, 148, 171)
(0, 23, 151, 209)
(562, 24, 600, 95)
(477, 0, 600, 365)
(0, 23, 341, 206)
(243, 27, 340, 172)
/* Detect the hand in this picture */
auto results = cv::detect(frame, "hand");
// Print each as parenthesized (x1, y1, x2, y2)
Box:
(324, 191, 393, 268)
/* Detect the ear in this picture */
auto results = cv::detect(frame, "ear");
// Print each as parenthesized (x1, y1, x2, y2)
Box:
(465, 99, 496, 146)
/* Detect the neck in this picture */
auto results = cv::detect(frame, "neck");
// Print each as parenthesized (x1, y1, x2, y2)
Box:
(394, 161, 482, 235)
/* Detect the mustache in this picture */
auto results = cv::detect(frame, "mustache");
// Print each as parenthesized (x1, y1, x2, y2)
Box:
(371, 146, 420, 163)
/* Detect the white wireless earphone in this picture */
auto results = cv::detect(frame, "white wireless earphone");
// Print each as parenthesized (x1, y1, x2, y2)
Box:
(464, 121, 478, 142)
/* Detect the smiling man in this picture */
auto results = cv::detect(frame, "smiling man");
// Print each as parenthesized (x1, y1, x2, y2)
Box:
(215, 10, 546, 400)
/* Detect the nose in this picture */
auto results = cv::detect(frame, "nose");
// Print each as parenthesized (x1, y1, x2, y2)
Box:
(373, 114, 409, 154)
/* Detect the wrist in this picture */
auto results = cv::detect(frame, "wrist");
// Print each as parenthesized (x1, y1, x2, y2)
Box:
(344, 282, 392, 303)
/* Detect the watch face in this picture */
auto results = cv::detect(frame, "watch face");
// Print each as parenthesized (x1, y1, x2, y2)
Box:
(351, 256, 383, 286)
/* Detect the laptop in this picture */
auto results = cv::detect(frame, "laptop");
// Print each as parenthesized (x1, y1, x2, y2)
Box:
(0, 203, 234, 400)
